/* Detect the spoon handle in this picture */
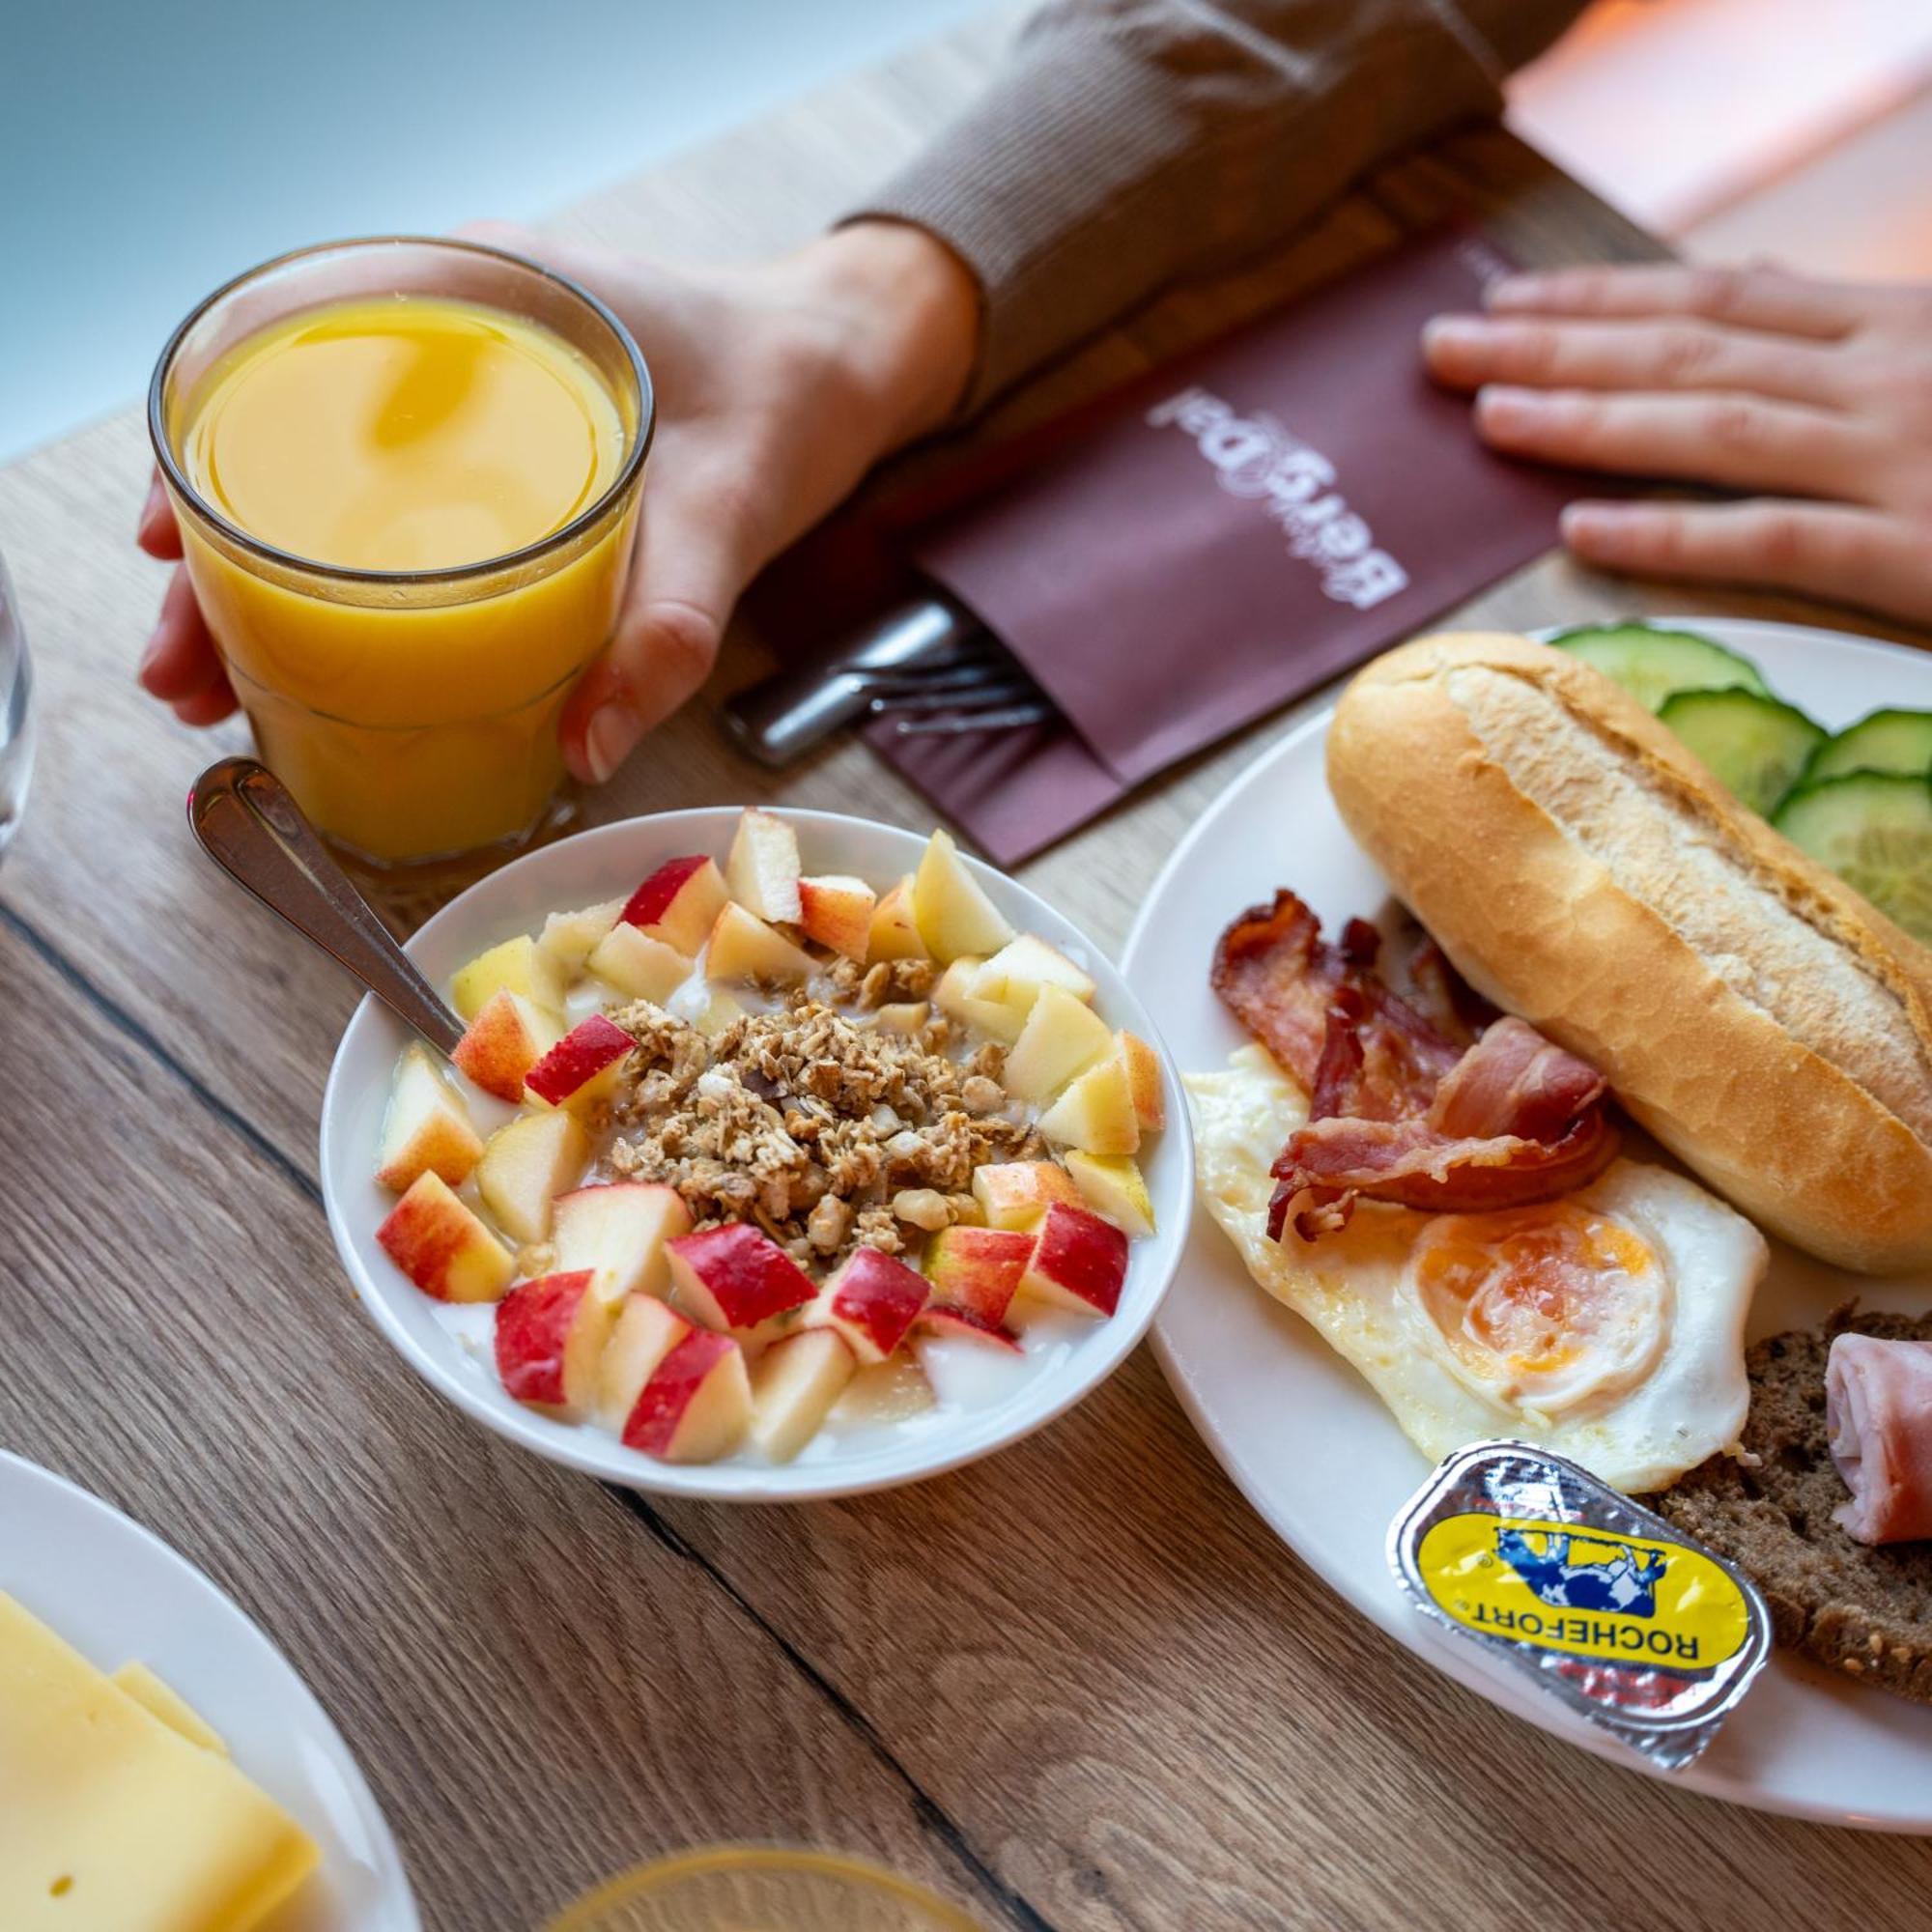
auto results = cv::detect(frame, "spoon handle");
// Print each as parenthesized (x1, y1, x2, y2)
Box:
(188, 757, 467, 1058)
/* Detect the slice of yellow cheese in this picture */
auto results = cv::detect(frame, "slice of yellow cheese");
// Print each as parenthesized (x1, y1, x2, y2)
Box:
(110, 1661, 230, 1757)
(0, 1594, 318, 1929)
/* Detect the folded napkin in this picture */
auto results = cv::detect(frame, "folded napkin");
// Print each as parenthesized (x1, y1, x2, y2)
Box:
(751, 228, 1583, 865)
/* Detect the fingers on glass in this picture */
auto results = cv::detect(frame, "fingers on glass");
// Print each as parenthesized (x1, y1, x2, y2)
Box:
(136, 471, 184, 559)
(1562, 499, 1930, 621)
(138, 565, 230, 703)
(1486, 265, 1869, 340)
(1471, 386, 1881, 501)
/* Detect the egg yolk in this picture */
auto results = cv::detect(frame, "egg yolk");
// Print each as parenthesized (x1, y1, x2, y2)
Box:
(1406, 1202, 1668, 1414)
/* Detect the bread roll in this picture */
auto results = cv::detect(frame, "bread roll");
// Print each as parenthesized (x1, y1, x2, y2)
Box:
(1325, 632, 1932, 1273)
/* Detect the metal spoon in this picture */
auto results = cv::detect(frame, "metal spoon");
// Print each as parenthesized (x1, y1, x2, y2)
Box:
(187, 757, 465, 1056)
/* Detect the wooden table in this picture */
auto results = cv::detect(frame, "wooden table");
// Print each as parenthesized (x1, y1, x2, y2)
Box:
(4, 12, 1929, 1928)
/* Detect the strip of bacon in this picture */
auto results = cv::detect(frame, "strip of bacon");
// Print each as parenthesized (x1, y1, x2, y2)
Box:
(1212, 892, 1618, 1242)
(1211, 891, 1458, 1122)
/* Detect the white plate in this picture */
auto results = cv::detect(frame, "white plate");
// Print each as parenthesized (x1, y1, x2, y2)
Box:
(1122, 617, 1932, 1829)
(323, 808, 1192, 1504)
(0, 1451, 418, 1927)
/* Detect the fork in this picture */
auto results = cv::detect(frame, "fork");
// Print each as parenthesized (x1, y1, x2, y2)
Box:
(723, 594, 1056, 767)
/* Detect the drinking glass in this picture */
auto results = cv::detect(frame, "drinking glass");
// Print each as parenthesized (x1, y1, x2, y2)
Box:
(0, 550, 34, 864)
(545, 1846, 987, 1931)
(149, 237, 653, 879)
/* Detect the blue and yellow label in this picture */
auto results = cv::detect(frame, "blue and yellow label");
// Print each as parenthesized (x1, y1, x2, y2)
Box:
(1414, 1513, 1754, 1673)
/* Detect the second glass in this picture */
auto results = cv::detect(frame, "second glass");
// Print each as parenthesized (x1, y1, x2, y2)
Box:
(149, 237, 652, 874)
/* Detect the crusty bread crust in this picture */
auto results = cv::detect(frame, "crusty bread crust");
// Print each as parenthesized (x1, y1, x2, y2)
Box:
(1326, 632, 1932, 1273)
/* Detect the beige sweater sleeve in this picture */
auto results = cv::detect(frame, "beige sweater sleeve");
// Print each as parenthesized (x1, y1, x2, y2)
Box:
(847, 0, 1588, 412)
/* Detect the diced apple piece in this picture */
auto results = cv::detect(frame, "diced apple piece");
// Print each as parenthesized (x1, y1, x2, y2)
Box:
(622, 1329, 753, 1463)
(1017, 1202, 1128, 1318)
(867, 875, 926, 961)
(619, 855, 729, 956)
(1036, 1053, 1140, 1156)
(476, 1110, 588, 1243)
(970, 933, 1095, 1019)
(693, 989, 747, 1039)
(873, 1002, 929, 1035)
(666, 1223, 817, 1334)
(375, 1042, 484, 1192)
(913, 828, 1014, 962)
(934, 958, 1024, 1045)
(1002, 984, 1115, 1103)
(377, 1172, 514, 1303)
(553, 1181, 692, 1306)
(1063, 1151, 1155, 1238)
(586, 922, 691, 1004)
(597, 1294, 693, 1429)
(1117, 1030, 1166, 1132)
(749, 1328, 856, 1462)
(526, 1014, 634, 1111)
(724, 808, 802, 923)
(706, 902, 812, 985)
(917, 1306, 1023, 1353)
(537, 897, 623, 973)
(451, 989, 563, 1103)
(450, 934, 564, 1024)
(798, 874, 875, 960)
(923, 1225, 1032, 1324)
(970, 1160, 1082, 1232)
(832, 1355, 936, 1426)
(813, 1246, 928, 1365)
(495, 1270, 615, 1419)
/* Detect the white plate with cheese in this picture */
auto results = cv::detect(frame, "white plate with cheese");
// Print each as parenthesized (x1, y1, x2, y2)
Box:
(1124, 617, 1932, 1830)
(0, 1450, 418, 1928)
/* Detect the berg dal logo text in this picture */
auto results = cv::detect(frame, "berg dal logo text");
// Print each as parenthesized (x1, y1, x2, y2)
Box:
(1144, 386, 1408, 611)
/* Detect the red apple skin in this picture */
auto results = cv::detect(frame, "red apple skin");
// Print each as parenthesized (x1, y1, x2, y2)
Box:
(918, 1306, 1024, 1352)
(923, 1226, 1033, 1324)
(819, 1246, 928, 1363)
(621, 855, 727, 954)
(450, 990, 551, 1102)
(526, 1014, 633, 1106)
(1021, 1202, 1129, 1318)
(495, 1269, 596, 1409)
(622, 1329, 748, 1458)
(666, 1223, 817, 1331)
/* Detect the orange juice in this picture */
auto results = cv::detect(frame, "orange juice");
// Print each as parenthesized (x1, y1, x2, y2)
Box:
(156, 251, 647, 867)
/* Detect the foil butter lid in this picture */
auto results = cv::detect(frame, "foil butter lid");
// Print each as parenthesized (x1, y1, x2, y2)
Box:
(1388, 1440, 1772, 1771)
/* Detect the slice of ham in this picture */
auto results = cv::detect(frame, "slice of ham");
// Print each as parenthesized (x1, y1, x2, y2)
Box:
(1827, 1334, 1932, 1544)
(1211, 891, 1618, 1242)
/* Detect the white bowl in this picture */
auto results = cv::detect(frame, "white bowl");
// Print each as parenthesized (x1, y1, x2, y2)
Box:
(321, 808, 1194, 1502)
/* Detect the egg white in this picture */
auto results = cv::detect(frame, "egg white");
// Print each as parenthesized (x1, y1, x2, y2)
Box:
(1185, 1044, 1764, 1492)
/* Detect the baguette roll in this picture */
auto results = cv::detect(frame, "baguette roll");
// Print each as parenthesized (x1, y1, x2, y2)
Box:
(1326, 632, 1932, 1273)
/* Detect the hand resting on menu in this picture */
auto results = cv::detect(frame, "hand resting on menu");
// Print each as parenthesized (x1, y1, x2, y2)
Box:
(1426, 263, 1932, 626)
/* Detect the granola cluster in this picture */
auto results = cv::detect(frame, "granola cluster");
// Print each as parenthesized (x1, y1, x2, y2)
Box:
(600, 980, 1043, 1267)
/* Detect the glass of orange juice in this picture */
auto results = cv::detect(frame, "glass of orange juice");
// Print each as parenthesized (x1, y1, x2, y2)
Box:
(150, 237, 652, 875)
(545, 1846, 986, 1931)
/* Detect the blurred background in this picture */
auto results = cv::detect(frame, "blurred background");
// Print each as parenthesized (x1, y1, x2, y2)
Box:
(4, 0, 1928, 466)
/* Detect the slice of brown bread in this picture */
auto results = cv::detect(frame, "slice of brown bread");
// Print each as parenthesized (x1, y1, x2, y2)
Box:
(1655, 1305, 1932, 1701)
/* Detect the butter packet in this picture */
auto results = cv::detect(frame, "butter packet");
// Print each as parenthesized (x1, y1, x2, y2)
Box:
(1388, 1439, 1771, 1770)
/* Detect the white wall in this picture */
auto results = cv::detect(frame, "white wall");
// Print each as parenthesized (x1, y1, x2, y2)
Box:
(0, 0, 982, 463)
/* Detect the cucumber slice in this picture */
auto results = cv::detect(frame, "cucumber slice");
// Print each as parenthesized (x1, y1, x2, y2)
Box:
(1657, 687, 1825, 816)
(1550, 622, 1771, 712)
(1773, 772, 1932, 945)
(1803, 708, 1932, 785)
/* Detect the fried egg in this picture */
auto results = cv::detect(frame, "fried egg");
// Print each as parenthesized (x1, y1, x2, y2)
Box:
(1186, 1044, 1765, 1492)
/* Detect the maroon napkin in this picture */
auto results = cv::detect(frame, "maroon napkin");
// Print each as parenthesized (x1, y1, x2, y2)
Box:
(753, 229, 1582, 865)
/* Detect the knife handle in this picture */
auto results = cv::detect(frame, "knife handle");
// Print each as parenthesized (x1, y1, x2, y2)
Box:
(723, 595, 983, 768)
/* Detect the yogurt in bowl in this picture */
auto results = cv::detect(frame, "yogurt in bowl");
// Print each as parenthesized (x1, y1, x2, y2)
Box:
(320, 808, 1192, 1502)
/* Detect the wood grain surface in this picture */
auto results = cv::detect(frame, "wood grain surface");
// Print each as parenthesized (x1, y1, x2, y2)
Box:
(4, 9, 1930, 1929)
